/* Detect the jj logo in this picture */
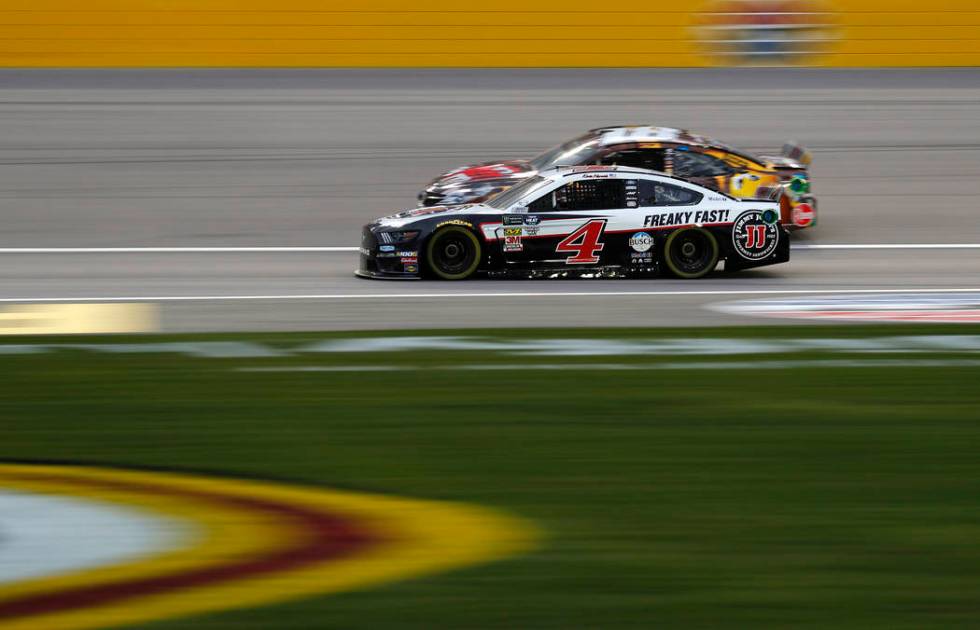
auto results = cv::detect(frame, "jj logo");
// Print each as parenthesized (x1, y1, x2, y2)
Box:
(743, 224, 768, 249)
(732, 211, 778, 260)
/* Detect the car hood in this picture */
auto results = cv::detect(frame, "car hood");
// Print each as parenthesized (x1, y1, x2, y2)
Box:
(373, 204, 499, 229)
(419, 161, 537, 205)
(434, 159, 535, 186)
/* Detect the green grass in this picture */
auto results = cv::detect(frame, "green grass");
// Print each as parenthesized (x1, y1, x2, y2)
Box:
(2, 325, 980, 629)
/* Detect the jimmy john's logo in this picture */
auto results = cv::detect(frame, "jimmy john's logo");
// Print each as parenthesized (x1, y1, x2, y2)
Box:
(643, 209, 731, 228)
(732, 210, 779, 260)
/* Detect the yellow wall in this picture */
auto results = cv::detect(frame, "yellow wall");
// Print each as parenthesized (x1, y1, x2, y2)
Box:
(1, 0, 978, 67)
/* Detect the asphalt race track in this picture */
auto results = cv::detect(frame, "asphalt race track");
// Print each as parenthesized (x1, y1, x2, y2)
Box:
(1, 69, 978, 330)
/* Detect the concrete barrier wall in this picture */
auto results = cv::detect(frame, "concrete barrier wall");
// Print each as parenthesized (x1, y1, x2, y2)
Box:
(1, 0, 978, 67)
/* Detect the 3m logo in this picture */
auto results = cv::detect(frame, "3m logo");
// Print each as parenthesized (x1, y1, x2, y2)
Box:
(557, 219, 606, 264)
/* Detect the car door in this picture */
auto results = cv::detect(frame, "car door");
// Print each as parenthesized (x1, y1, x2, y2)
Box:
(502, 176, 627, 267)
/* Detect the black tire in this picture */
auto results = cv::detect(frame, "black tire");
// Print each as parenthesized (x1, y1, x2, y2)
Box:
(425, 226, 482, 280)
(663, 228, 719, 279)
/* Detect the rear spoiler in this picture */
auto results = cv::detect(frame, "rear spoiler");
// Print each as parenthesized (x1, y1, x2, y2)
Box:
(759, 141, 812, 170)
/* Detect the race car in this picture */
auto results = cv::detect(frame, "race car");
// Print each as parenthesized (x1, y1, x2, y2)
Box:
(418, 125, 816, 229)
(359, 165, 789, 280)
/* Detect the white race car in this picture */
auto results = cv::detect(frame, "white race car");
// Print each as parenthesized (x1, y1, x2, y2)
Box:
(359, 165, 789, 280)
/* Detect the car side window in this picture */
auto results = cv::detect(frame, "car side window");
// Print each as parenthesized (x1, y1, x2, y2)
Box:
(597, 148, 666, 172)
(528, 179, 625, 212)
(637, 180, 703, 206)
(672, 151, 734, 177)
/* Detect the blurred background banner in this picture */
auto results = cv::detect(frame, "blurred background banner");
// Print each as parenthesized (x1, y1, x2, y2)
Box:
(0, 0, 977, 67)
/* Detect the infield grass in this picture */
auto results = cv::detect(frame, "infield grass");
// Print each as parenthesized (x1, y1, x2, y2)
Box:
(2, 325, 980, 629)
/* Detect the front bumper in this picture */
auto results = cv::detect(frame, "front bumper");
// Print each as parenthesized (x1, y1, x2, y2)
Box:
(356, 227, 422, 279)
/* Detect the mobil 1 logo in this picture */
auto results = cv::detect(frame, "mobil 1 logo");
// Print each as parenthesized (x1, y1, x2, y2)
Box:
(732, 209, 779, 260)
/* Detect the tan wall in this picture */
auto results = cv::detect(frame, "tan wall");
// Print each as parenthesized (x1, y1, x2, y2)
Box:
(1, 0, 978, 67)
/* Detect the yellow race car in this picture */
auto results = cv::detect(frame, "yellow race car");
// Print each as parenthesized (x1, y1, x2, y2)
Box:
(418, 125, 816, 230)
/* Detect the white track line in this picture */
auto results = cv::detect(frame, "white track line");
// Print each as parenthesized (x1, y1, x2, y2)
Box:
(2, 287, 980, 303)
(0, 244, 978, 254)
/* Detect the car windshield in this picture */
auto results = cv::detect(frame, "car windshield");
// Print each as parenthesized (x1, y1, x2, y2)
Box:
(485, 175, 549, 209)
(530, 133, 603, 170)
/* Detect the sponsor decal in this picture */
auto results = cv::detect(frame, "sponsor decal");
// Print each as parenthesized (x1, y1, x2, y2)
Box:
(524, 226, 540, 236)
(378, 250, 418, 259)
(729, 172, 762, 197)
(787, 174, 810, 199)
(570, 165, 617, 173)
(524, 215, 541, 226)
(400, 256, 418, 264)
(503, 227, 523, 237)
(503, 235, 523, 253)
(732, 210, 780, 260)
(502, 215, 524, 226)
(629, 232, 654, 253)
(643, 209, 731, 228)
(436, 219, 474, 229)
(792, 202, 815, 227)
(379, 245, 395, 252)
(625, 179, 639, 208)
(630, 252, 654, 265)
(405, 264, 419, 273)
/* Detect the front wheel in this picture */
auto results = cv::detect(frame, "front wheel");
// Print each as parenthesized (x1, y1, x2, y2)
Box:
(425, 226, 482, 280)
(663, 228, 719, 279)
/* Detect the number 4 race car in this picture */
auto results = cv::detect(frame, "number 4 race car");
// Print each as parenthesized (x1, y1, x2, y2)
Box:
(358, 165, 789, 280)
(418, 125, 816, 230)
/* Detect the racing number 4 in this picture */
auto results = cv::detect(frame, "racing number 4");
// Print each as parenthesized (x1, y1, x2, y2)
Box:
(557, 219, 606, 264)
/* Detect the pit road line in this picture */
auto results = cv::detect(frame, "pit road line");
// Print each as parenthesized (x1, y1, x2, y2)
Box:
(2, 287, 980, 304)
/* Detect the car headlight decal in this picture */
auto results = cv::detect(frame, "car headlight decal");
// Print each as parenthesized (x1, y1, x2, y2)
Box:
(378, 230, 420, 244)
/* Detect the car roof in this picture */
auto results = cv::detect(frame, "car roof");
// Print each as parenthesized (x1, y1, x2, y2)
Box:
(587, 125, 737, 152)
(538, 165, 736, 199)
(543, 164, 682, 183)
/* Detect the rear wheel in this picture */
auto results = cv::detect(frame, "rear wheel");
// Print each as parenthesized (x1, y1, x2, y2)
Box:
(425, 226, 482, 280)
(663, 228, 719, 279)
